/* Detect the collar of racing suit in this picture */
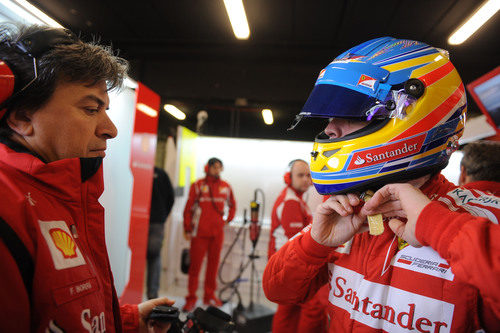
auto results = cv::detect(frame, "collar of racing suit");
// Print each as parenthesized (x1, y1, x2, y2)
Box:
(205, 174, 221, 184)
(0, 140, 104, 202)
(287, 184, 305, 199)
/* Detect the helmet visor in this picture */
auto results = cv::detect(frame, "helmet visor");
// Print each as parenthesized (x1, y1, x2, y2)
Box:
(299, 84, 416, 121)
(300, 84, 377, 119)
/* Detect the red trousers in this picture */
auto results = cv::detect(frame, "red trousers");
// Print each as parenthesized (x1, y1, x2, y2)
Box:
(272, 284, 329, 333)
(186, 233, 224, 302)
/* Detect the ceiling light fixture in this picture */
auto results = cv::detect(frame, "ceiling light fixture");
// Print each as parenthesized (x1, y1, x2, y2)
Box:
(6, 0, 63, 27)
(136, 103, 158, 117)
(223, 0, 250, 40)
(448, 0, 500, 45)
(164, 104, 186, 120)
(262, 109, 273, 125)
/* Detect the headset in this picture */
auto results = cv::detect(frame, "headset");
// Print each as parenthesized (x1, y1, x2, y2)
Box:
(283, 159, 306, 186)
(0, 27, 79, 119)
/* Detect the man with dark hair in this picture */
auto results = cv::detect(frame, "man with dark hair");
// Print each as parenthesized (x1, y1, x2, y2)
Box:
(459, 140, 500, 185)
(0, 23, 172, 332)
(264, 37, 500, 331)
(182, 157, 236, 311)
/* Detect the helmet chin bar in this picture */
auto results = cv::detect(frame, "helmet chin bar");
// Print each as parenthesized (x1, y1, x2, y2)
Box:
(315, 161, 448, 196)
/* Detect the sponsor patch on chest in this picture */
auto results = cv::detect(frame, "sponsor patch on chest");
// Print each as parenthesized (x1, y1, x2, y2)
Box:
(328, 265, 454, 332)
(39, 220, 86, 270)
(392, 246, 454, 281)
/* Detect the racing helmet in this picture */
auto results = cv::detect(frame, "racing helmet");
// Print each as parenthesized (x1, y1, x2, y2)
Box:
(294, 37, 466, 195)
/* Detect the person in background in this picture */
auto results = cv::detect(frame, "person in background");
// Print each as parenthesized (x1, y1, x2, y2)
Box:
(0, 23, 172, 332)
(459, 140, 500, 186)
(182, 157, 236, 311)
(147, 166, 175, 299)
(268, 159, 328, 333)
(263, 37, 500, 331)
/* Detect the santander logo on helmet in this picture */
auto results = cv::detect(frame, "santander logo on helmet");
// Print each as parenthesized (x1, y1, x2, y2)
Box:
(291, 37, 466, 195)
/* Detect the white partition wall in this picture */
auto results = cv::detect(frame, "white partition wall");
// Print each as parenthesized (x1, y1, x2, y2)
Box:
(162, 131, 319, 305)
(99, 86, 136, 297)
(195, 136, 315, 224)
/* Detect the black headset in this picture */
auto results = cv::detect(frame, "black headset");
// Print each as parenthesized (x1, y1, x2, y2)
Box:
(0, 27, 79, 117)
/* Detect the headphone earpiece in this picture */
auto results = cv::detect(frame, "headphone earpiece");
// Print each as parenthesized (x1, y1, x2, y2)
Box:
(284, 159, 307, 187)
(0, 61, 15, 108)
(0, 28, 79, 118)
(283, 172, 291, 186)
(204, 164, 208, 173)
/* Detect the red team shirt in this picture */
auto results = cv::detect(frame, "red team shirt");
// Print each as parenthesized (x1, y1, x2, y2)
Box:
(268, 186, 313, 258)
(264, 174, 500, 332)
(183, 176, 236, 237)
(0, 143, 138, 332)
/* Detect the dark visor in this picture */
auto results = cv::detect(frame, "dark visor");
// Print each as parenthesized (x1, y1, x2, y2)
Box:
(300, 84, 379, 119)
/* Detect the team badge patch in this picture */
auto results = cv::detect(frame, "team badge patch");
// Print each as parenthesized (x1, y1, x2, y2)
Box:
(39, 220, 86, 270)
(392, 245, 454, 281)
(357, 74, 377, 90)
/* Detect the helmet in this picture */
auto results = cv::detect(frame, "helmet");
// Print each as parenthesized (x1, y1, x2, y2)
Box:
(294, 37, 466, 195)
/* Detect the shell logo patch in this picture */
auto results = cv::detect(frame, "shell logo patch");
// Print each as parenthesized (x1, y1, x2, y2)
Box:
(39, 220, 86, 270)
(49, 228, 77, 258)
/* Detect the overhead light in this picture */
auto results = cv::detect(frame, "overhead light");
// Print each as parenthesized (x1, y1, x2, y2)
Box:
(136, 103, 158, 118)
(5, 0, 63, 27)
(262, 109, 273, 125)
(223, 0, 250, 40)
(164, 104, 186, 120)
(448, 0, 500, 45)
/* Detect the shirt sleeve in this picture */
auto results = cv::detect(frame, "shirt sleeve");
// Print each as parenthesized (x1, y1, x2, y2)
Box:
(226, 185, 236, 223)
(415, 201, 500, 324)
(0, 240, 31, 332)
(120, 303, 139, 332)
(183, 183, 198, 233)
(263, 229, 333, 305)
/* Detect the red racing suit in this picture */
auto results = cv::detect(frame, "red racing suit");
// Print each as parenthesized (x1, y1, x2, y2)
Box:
(0, 142, 138, 332)
(268, 186, 312, 258)
(183, 175, 236, 301)
(268, 185, 327, 333)
(263, 174, 500, 332)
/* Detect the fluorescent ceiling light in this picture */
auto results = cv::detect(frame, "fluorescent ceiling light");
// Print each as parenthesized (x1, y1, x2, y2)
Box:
(448, 0, 500, 45)
(223, 0, 250, 40)
(164, 104, 186, 120)
(262, 109, 273, 125)
(136, 103, 158, 118)
(6, 0, 63, 27)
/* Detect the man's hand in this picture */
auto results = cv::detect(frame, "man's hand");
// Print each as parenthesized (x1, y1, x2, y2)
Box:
(138, 297, 175, 333)
(183, 231, 192, 241)
(311, 193, 368, 247)
(361, 183, 431, 247)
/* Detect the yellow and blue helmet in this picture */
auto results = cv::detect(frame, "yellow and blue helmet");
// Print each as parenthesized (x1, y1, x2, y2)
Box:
(292, 37, 466, 195)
